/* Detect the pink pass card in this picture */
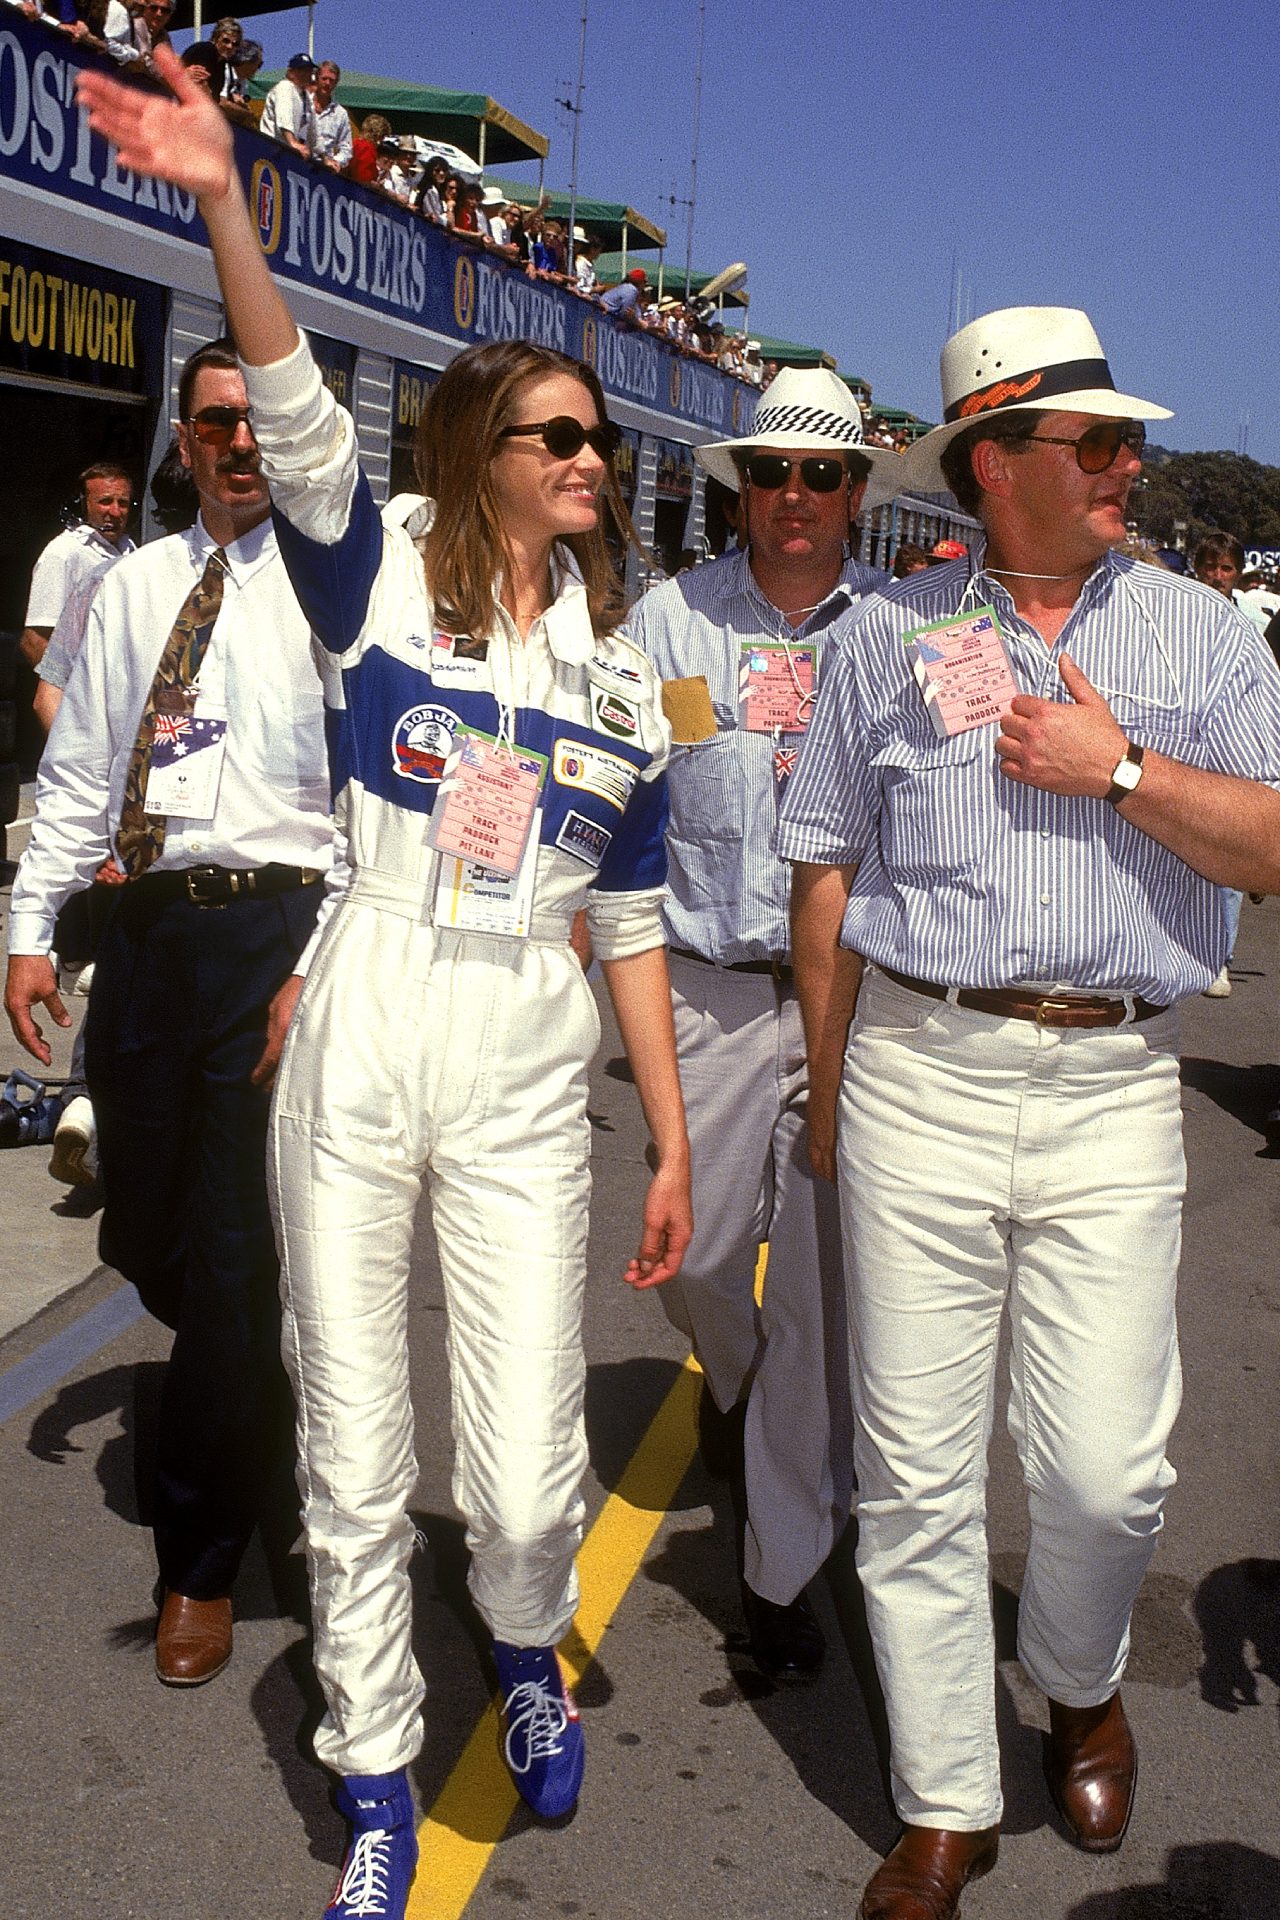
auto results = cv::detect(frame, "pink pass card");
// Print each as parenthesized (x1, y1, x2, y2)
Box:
(428, 731, 547, 877)
(904, 604, 1018, 737)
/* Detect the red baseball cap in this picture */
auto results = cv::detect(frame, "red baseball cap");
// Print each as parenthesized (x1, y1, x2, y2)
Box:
(626, 267, 648, 286)
(931, 539, 967, 560)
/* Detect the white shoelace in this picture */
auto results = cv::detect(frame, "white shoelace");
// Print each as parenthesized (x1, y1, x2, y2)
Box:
(503, 1679, 569, 1775)
(332, 1827, 392, 1917)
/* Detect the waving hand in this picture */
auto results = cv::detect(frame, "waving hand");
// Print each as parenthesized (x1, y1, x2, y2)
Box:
(77, 45, 235, 202)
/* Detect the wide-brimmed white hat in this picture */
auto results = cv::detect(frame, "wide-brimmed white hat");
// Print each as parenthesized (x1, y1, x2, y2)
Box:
(902, 306, 1172, 494)
(696, 366, 904, 504)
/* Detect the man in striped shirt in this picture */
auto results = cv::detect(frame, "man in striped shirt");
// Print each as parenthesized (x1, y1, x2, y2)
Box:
(629, 368, 900, 1681)
(779, 307, 1280, 1920)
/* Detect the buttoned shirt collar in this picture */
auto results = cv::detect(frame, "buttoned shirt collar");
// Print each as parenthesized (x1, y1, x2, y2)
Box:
(710, 543, 861, 630)
(191, 510, 276, 585)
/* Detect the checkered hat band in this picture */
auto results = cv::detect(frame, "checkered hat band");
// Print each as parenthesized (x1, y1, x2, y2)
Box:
(749, 404, 864, 446)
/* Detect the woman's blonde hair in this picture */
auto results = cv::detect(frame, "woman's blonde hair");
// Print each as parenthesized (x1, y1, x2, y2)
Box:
(416, 340, 636, 638)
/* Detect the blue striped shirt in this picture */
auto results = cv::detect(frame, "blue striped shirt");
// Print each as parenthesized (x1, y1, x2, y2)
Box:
(775, 548, 1280, 1002)
(629, 547, 886, 962)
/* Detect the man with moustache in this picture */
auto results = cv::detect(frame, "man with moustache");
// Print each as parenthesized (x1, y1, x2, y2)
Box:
(779, 307, 1280, 1917)
(5, 339, 333, 1688)
(628, 368, 900, 1678)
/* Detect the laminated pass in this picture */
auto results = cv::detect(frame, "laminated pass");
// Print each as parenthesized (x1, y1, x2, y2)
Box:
(428, 730, 547, 875)
(904, 605, 1018, 738)
(739, 640, 816, 733)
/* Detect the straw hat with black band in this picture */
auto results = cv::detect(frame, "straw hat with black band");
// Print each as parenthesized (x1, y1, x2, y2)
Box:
(696, 365, 905, 509)
(902, 306, 1172, 495)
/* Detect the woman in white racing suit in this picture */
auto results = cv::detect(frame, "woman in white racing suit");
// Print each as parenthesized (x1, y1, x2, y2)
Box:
(78, 51, 692, 1920)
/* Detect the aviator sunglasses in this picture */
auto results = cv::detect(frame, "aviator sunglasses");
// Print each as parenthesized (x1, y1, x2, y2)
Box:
(742, 454, 848, 494)
(1016, 419, 1146, 473)
(498, 415, 623, 461)
(186, 405, 254, 448)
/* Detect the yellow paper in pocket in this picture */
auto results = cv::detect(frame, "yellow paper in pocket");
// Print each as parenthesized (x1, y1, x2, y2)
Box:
(661, 675, 718, 744)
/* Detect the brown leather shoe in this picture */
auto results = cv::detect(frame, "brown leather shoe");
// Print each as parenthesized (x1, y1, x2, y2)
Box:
(859, 1825, 999, 1920)
(155, 1590, 233, 1686)
(1045, 1692, 1137, 1853)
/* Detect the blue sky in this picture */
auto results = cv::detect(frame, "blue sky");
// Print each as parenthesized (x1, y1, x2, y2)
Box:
(220, 0, 1280, 462)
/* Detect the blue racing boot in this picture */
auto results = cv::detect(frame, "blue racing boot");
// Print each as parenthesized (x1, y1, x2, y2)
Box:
(325, 1771, 418, 1919)
(493, 1641, 585, 1819)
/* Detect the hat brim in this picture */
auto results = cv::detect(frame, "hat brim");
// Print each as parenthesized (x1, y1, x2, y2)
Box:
(902, 389, 1173, 494)
(696, 431, 908, 509)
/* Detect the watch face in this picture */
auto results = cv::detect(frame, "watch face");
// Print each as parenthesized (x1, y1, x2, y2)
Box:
(1113, 757, 1143, 792)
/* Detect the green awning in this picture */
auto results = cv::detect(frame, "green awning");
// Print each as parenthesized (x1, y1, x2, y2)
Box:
(596, 256, 749, 307)
(488, 184, 665, 252)
(745, 333, 837, 370)
(250, 70, 548, 166)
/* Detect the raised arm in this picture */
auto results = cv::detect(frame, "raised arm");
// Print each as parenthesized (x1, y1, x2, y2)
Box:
(77, 46, 298, 369)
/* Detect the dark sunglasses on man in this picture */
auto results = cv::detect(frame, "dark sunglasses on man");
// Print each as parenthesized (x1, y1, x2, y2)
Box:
(185, 406, 254, 448)
(741, 454, 848, 494)
(498, 416, 622, 462)
(1017, 419, 1146, 474)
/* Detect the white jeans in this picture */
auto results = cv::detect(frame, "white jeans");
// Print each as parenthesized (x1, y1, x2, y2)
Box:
(269, 893, 600, 1777)
(838, 969, 1185, 1830)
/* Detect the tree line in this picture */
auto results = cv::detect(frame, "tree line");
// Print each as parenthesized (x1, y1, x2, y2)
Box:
(1135, 447, 1280, 549)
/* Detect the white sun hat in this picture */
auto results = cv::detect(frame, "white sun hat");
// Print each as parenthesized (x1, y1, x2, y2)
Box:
(696, 365, 905, 504)
(902, 305, 1173, 494)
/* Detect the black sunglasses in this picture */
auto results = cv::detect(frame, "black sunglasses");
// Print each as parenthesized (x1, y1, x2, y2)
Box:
(1017, 419, 1146, 474)
(185, 405, 254, 448)
(498, 416, 622, 462)
(742, 454, 848, 494)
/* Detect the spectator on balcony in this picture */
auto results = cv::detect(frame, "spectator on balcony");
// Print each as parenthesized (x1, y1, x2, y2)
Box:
(600, 267, 651, 326)
(892, 540, 930, 578)
(210, 17, 242, 96)
(349, 112, 390, 186)
(573, 231, 604, 296)
(415, 154, 451, 224)
(311, 62, 352, 172)
(231, 35, 261, 96)
(381, 137, 420, 204)
(482, 187, 515, 250)
(453, 178, 489, 236)
(260, 51, 318, 159)
(180, 41, 226, 97)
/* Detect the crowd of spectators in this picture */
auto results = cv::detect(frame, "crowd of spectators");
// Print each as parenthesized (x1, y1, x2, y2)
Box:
(11, 4, 792, 389)
(864, 414, 918, 453)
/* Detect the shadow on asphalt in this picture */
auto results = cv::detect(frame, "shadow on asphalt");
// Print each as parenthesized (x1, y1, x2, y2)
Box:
(1192, 1557, 1280, 1722)
(1062, 1841, 1280, 1918)
(26, 1357, 161, 1527)
(1181, 1054, 1280, 1148)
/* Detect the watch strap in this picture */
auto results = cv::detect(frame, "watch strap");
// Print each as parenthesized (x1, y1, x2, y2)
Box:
(1105, 741, 1145, 806)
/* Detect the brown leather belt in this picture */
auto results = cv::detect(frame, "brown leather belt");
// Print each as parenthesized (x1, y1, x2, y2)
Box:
(669, 946, 793, 985)
(879, 965, 1167, 1029)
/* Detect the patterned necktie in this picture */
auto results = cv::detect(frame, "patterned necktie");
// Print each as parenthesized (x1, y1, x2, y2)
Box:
(116, 547, 227, 879)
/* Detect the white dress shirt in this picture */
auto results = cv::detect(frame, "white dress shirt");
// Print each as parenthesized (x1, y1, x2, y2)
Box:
(313, 98, 353, 168)
(8, 514, 333, 956)
(260, 79, 316, 155)
(25, 523, 136, 629)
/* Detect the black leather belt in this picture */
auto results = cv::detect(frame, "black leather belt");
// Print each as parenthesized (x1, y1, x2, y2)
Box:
(124, 863, 324, 910)
(880, 965, 1167, 1029)
(669, 945, 793, 985)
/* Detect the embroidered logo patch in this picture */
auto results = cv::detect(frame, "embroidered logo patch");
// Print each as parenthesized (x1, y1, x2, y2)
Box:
(592, 687, 639, 738)
(590, 653, 644, 684)
(552, 738, 639, 812)
(556, 809, 613, 868)
(392, 703, 456, 783)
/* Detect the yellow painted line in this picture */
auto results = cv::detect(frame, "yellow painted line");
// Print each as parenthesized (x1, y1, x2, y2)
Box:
(406, 1351, 703, 1919)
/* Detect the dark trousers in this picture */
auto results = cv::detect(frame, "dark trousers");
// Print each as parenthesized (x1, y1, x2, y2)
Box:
(83, 880, 322, 1599)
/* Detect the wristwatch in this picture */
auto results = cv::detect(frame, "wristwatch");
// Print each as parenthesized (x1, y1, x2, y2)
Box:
(1106, 741, 1145, 806)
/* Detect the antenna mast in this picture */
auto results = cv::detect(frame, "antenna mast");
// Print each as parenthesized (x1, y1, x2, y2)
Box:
(684, 0, 706, 300)
(565, 0, 589, 278)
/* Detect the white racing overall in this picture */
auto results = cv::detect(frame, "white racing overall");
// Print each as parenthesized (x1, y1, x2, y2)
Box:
(245, 342, 671, 1776)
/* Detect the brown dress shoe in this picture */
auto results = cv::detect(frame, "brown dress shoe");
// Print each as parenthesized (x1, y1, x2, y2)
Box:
(1045, 1692, 1137, 1853)
(860, 1825, 999, 1920)
(155, 1590, 233, 1686)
